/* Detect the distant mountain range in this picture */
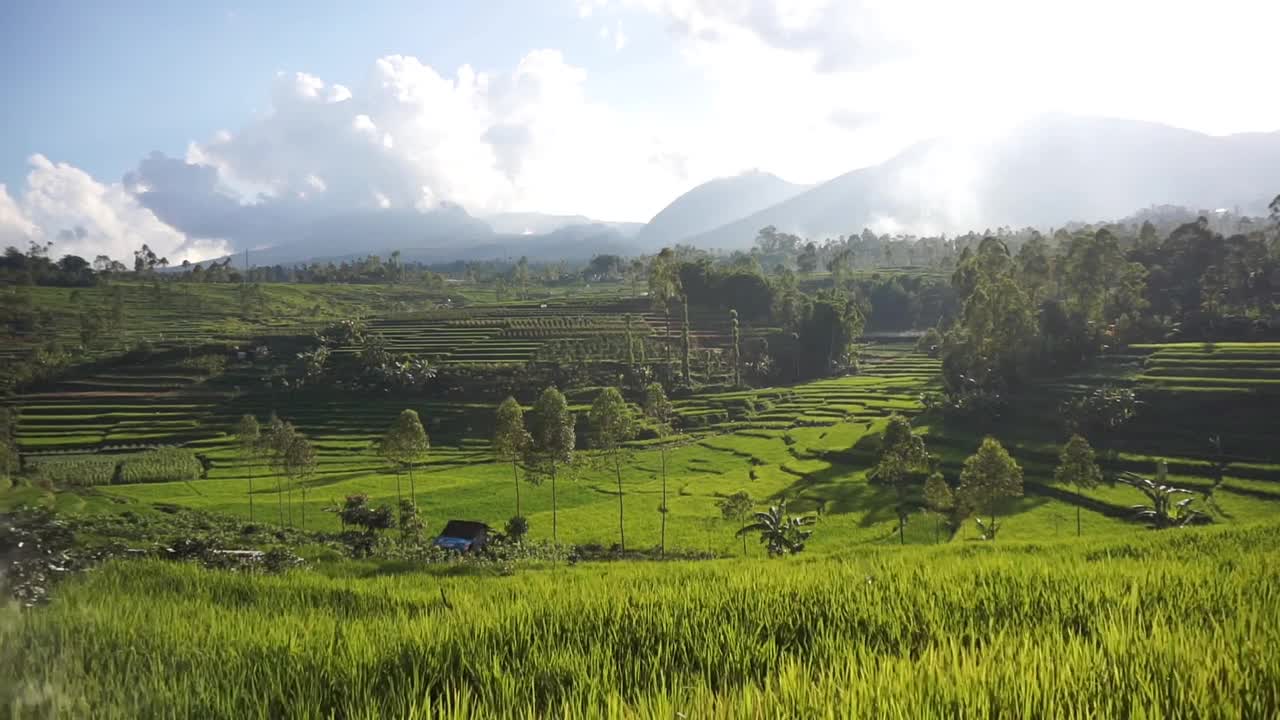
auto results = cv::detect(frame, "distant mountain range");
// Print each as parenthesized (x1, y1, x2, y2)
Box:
(633, 170, 809, 249)
(686, 115, 1280, 248)
(226, 115, 1280, 266)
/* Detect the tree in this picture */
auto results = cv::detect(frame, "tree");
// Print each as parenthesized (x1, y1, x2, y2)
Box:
(1053, 434, 1103, 536)
(958, 437, 1023, 540)
(735, 501, 815, 556)
(717, 491, 754, 555)
(730, 309, 741, 386)
(797, 242, 819, 274)
(398, 498, 425, 541)
(528, 387, 575, 545)
(0, 408, 15, 489)
(513, 256, 530, 299)
(281, 430, 316, 530)
(236, 414, 261, 523)
(624, 313, 636, 368)
(380, 409, 430, 509)
(589, 387, 638, 551)
(873, 414, 928, 544)
(1060, 386, 1139, 436)
(493, 397, 532, 522)
(648, 248, 681, 368)
(641, 381, 680, 554)
(680, 296, 692, 385)
(923, 472, 954, 543)
(263, 414, 292, 525)
(1118, 461, 1207, 529)
(337, 494, 394, 547)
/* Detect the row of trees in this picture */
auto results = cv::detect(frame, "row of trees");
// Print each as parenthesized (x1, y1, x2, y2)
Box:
(233, 399, 1200, 549)
(235, 384, 683, 553)
(874, 412, 1212, 542)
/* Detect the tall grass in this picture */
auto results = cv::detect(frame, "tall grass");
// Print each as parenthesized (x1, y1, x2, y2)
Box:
(4, 523, 1278, 718)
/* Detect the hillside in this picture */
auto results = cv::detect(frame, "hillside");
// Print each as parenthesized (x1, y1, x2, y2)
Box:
(483, 212, 644, 237)
(688, 115, 1280, 247)
(634, 170, 808, 248)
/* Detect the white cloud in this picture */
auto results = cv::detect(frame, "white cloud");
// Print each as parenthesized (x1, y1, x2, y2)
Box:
(1, 155, 224, 263)
(128, 48, 692, 246)
(604, 0, 1280, 137)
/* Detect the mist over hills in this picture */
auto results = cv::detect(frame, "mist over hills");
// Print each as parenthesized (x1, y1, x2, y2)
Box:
(483, 212, 644, 238)
(225, 115, 1280, 267)
(685, 115, 1280, 248)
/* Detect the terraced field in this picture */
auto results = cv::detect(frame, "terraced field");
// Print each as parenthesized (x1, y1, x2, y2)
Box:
(0, 281, 455, 369)
(365, 297, 762, 368)
(10, 303, 1280, 551)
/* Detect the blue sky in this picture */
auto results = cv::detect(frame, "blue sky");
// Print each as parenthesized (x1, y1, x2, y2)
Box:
(0, 0, 695, 192)
(2, 0, 1276, 262)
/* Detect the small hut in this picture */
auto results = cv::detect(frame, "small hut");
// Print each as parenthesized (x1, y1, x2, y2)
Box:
(433, 520, 490, 552)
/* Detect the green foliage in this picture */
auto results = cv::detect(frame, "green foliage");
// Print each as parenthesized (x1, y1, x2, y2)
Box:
(5, 526, 1280, 716)
(1118, 461, 1209, 529)
(337, 494, 395, 535)
(398, 499, 425, 542)
(717, 490, 754, 555)
(379, 409, 430, 507)
(1054, 435, 1103, 536)
(588, 387, 636, 453)
(958, 437, 1024, 540)
(527, 387, 575, 544)
(944, 238, 1036, 396)
(504, 515, 529, 542)
(380, 409, 430, 468)
(236, 415, 260, 458)
(874, 414, 929, 544)
(736, 501, 815, 556)
(493, 397, 532, 517)
(1060, 386, 1140, 436)
(589, 387, 638, 550)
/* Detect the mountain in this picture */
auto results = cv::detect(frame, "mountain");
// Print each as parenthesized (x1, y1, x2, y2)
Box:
(484, 212, 643, 237)
(224, 209, 638, 267)
(687, 115, 1280, 248)
(634, 170, 808, 248)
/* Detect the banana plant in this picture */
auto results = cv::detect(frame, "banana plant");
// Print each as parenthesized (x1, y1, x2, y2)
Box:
(1117, 461, 1208, 529)
(735, 501, 816, 556)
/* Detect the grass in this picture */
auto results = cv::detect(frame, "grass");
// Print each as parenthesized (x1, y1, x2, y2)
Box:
(3, 522, 1277, 718)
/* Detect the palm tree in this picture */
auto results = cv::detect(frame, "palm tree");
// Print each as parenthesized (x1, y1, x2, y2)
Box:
(735, 501, 815, 556)
(1118, 462, 1207, 529)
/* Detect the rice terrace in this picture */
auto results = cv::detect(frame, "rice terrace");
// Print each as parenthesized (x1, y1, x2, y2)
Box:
(2, 8, 1280, 712)
(5, 213, 1280, 718)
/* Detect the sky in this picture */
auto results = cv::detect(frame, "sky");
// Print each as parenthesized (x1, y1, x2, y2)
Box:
(1, 0, 1278, 263)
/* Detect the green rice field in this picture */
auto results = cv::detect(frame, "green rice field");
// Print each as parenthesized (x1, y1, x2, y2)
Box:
(4, 522, 1277, 718)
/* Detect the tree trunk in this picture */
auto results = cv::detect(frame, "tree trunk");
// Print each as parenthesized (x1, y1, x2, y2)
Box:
(551, 459, 559, 545)
(408, 464, 416, 508)
(248, 459, 254, 523)
(301, 487, 306, 531)
(660, 448, 668, 556)
(277, 475, 284, 526)
(899, 513, 905, 545)
(513, 460, 521, 518)
(615, 454, 626, 553)
(1076, 502, 1082, 537)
